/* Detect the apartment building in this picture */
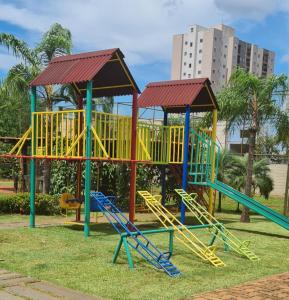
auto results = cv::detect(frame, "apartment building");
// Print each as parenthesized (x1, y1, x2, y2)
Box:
(171, 24, 275, 92)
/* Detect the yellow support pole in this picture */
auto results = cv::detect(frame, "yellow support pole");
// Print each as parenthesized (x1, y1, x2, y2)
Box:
(208, 109, 218, 216)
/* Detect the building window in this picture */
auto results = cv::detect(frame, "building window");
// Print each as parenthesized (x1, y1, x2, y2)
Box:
(189, 53, 192, 58)
(199, 49, 202, 53)
(198, 60, 201, 64)
(214, 37, 217, 41)
(225, 45, 227, 48)
(190, 42, 193, 47)
(183, 72, 186, 76)
(200, 38, 203, 43)
(222, 75, 225, 78)
(223, 65, 226, 68)
(188, 74, 191, 78)
(212, 80, 215, 84)
(198, 70, 201, 74)
(224, 54, 226, 58)
(189, 63, 192, 68)
(191, 28, 194, 32)
(214, 47, 216, 52)
(184, 51, 187, 56)
(213, 58, 216, 63)
(212, 69, 215, 74)
(184, 62, 186, 66)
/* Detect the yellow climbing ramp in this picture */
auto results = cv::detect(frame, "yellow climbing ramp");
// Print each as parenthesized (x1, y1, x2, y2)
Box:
(175, 189, 259, 261)
(137, 191, 225, 267)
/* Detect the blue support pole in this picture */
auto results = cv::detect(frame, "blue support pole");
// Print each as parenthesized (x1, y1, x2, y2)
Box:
(84, 80, 93, 237)
(29, 86, 36, 228)
(161, 111, 168, 205)
(180, 105, 190, 224)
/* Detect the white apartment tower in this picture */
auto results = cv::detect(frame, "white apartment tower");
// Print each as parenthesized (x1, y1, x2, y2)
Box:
(171, 24, 275, 91)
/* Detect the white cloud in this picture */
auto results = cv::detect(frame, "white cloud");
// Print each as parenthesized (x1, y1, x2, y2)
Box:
(0, 0, 224, 65)
(0, 0, 289, 67)
(214, 0, 278, 21)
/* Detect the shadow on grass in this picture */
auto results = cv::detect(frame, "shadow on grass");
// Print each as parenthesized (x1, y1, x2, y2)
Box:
(226, 226, 289, 239)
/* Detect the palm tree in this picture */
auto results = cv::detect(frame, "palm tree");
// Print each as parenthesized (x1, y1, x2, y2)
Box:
(0, 23, 72, 193)
(218, 68, 287, 222)
(226, 154, 273, 199)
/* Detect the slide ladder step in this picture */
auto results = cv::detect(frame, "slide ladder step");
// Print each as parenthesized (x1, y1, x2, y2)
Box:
(138, 190, 225, 268)
(175, 189, 260, 261)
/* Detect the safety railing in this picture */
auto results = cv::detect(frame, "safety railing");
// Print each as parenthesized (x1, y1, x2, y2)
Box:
(32, 110, 86, 158)
(136, 123, 184, 164)
(189, 128, 220, 185)
(11, 110, 185, 164)
(169, 126, 184, 164)
(91, 112, 131, 160)
(137, 123, 169, 163)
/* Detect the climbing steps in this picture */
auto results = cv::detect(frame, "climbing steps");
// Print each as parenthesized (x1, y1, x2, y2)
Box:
(175, 189, 259, 261)
(90, 192, 181, 277)
(137, 191, 225, 267)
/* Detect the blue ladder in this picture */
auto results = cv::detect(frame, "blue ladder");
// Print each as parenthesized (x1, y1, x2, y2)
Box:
(90, 192, 181, 277)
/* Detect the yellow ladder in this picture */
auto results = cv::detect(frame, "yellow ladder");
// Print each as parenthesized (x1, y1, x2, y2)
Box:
(175, 189, 259, 261)
(137, 191, 225, 267)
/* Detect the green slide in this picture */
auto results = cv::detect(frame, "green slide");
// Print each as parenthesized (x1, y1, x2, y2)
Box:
(208, 180, 289, 231)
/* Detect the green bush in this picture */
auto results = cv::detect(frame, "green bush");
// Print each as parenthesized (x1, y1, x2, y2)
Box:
(0, 193, 61, 215)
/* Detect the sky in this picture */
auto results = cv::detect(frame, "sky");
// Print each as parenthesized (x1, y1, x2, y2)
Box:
(1, 0, 289, 93)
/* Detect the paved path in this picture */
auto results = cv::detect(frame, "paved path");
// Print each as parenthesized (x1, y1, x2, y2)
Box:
(0, 269, 99, 300)
(191, 272, 289, 300)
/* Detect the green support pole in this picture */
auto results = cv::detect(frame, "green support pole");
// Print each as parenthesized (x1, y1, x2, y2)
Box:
(29, 86, 36, 228)
(218, 225, 229, 252)
(123, 237, 134, 269)
(84, 80, 93, 237)
(169, 231, 174, 254)
(112, 237, 123, 264)
(208, 229, 218, 247)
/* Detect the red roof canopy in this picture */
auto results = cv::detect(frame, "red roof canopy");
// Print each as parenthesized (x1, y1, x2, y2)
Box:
(138, 78, 218, 113)
(30, 48, 140, 97)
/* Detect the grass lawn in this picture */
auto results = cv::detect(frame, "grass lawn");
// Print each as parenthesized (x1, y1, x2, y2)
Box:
(0, 180, 13, 187)
(0, 196, 288, 300)
(0, 214, 66, 225)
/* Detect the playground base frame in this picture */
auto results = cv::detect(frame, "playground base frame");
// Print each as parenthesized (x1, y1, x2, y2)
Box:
(112, 223, 229, 269)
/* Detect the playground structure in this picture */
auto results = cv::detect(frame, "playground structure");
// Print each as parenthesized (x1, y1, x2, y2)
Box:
(7, 49, 219, 237)
(3, 47, 289, 275)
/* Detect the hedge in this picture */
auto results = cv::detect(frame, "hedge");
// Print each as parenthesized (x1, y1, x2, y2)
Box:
(0, 193, 61, 215)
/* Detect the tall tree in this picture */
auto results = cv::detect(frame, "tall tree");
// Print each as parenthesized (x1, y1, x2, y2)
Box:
(218, 68, 287, 222)
(0, 23, 72, 193)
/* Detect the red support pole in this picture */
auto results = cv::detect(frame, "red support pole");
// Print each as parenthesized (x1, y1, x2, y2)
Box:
(76, 95, 83, 222)
(129, 90, 138, 223)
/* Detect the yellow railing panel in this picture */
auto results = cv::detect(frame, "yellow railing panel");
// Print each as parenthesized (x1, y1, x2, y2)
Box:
(13, 110, 186, 163)
(32, 110, 85, 158)
(169, 126, 184, 163)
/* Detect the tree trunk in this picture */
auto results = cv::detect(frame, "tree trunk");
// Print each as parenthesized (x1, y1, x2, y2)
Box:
(217, 192, 222, 212)
(241, 129, 256, 222)
(236, 202, 241, 213)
